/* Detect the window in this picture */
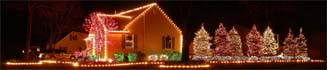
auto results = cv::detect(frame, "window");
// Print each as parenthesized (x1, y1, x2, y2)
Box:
(162, 35, 175, 49)
(123, 34, 135, 49)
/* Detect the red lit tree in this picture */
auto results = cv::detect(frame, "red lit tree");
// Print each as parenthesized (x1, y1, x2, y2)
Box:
(282, 28, 299, 56)
(104, 17, 119, 30)
(83, 12, 102, 32)
(83, 12, 119, 32)
(83, 12, 119, 59)
(83, 12, 105, 55)
(246, 24, 264, 56)
(214, 23, 232, 56)
(295, 28, 308, 56)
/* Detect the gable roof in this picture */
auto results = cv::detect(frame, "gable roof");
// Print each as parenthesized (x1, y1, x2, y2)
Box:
(55, 31, 88, 48)
(94, 3, 182, 34)
(116, 3, 182, 34)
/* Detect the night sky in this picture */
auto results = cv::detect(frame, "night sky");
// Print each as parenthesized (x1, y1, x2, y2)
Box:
(1, 1, 326, 61)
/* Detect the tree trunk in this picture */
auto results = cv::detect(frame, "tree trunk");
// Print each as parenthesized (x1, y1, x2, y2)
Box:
(25, 1, 32, 61)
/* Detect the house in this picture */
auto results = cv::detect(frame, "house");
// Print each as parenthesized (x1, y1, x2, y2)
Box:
(54, 31, 88, 54)
(84, 3, 183, 61)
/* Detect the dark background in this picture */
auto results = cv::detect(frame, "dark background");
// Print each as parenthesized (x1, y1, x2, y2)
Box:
(1, 1, 326, 61)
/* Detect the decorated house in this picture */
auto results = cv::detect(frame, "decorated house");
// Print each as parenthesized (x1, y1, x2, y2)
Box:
(83, 3, 183, 61)
(54, 31, 88, 54)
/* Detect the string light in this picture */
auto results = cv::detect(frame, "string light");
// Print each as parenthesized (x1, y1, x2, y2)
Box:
(121, 3, 183, 52)
(73, 62, 79, 67)
(84, 11, 120, 61)
(83, 3, 183, 61)
(159, 64, 210, 68)
(122, 3, 183, 35)
(78, 62, 163, 67)
(209, 60, 325, 64)
(123, 4, 154, 31)
(117, 3, 156, 15)
(107, 30, 130, 33)
(39, 60, 56, 63)
(6, 62, 42, 65)
(180, 35, 183, 53)
(97, 14, 131, 19)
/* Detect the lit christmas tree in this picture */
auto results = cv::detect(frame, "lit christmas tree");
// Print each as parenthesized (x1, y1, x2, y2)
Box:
(83, 12, 106, 59)
(83, 12, 119, 61)
(262, 26, 278, 55)
(296, 28, 308, 56)
(193, 24, 213, 56)
(246, 24, 264, 56)
(214, 23, 232, 56)
(283, 28, 299, 56)
(229, 27, 244, 56)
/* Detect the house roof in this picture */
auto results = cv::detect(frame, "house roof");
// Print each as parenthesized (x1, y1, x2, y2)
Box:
(117, 3, 182, 33)
(96, 3, 182, 34)
(55, 31, 88, 48)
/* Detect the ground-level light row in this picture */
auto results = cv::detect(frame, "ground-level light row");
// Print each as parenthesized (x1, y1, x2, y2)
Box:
(6, 60, 78, 65)
(159, 64, 210, 68)
(77, 62, 164, 67)
(209, 60, 325, 64)
(6, 62, 42, 65)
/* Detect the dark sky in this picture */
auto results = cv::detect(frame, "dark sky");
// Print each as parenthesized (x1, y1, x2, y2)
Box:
(1, 1, 326, 61)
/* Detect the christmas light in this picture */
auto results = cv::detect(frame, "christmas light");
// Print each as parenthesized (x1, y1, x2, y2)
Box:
(123, 4, 154, 31)
(159, 64, 210, 68)
(83, 11, 119, 61)
(117, 3, 156, 15)
(159, 55, 169, 61)
(39, 60, 56, 63)
(73, 62, 79, 67)
(154, 5, 183, 34)
(127, 52, 137, 62)
(283, 28, 298, 56)
(263, 26, 278, 55)
(208, 60, 324, 64)
(107, 30, 130, 33)
(229, 26, 243, 56)
(78, 62, 164, 67)
(193, 24, 213, 56)
(296, 28, 308, 56)
(6, 62, 42, 65)
(214, 23, 232, 56)
(246, 24, 264, 56)
(148, 55, 159, 61)
(180, 35, 183, 53)
(96, 14, 131, 19)
(108, 58, 113, 63)
(121, 3, 183, 54)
